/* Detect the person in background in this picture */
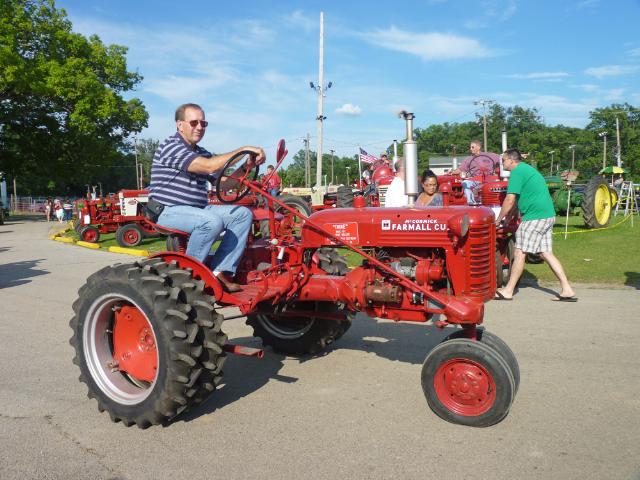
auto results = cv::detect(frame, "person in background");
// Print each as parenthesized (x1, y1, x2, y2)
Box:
(54, 198, 64, 222)
(494, 148, 576, 302)
(416, 169, 443, 207)
(63, 198, 73, 221)
(450, 140, 501, 204)
(44, 197, 53, 222)
(384, 156, 408, 207)
(264, 165, 281, 197)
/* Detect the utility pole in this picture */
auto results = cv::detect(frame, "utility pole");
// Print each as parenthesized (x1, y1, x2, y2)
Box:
(345, 166, 350, 186)
(548, 150, 555, 176)
(134, 135, 140, 189)
(474, 99, 494, 151)
(450, 144, 458, 170)
(330, 149, 335, 185)
(568, 145, 576, 170)
(615, 116, 622, 167)
(309, 12, 332, 188)
(303, 135, 310, 187)
(598, 132, 607, 169)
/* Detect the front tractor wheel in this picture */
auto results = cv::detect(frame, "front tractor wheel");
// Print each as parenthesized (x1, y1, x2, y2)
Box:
(421, 338, 515, 427)
(116, 224, 144, 247)
(247, 301, 352, 356)
(69, 260, 226, 428)
(79, 225, 100, 243)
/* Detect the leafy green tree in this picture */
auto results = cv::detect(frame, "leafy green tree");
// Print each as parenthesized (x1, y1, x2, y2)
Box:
(0, 0, 148, 195)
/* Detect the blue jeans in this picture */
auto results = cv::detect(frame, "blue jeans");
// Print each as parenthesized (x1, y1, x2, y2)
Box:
(462, 179, 479, 204)
(157, 204, 253, 274)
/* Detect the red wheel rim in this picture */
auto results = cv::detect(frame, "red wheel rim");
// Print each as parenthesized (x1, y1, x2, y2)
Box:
(433, 358, 496, 416)
(112, 305, 158, 383)
(83, 228, 98, 242)
(124, 229, 140, 245)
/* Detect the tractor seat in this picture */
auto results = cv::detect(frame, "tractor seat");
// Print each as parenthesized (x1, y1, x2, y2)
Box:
(150, 223, 190, 238)
(252, 209, 284, 222)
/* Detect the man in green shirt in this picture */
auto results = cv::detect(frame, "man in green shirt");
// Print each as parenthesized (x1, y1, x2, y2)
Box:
(494, 149, 576, 301)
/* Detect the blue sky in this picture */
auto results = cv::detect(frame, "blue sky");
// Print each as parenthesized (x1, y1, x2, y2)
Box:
(57, 0, 640, 163)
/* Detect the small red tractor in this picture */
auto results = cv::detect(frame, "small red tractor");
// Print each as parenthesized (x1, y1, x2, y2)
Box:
(75, 190, 158, 247)
(70, 139, 519, 429)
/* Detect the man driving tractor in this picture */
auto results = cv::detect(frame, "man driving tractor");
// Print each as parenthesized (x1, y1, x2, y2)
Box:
(450, 140, 501, 204)
(148, 102, 266, 292)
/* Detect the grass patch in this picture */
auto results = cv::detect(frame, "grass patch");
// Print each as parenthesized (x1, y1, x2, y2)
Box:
(524, 214, 639, 286)
(65, 229, 168, 253)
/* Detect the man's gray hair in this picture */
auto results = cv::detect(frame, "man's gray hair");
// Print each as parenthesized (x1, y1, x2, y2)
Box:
(175, 103, 204, 121)
(394, 156, 405, 172)
(470, 139, 483, 149)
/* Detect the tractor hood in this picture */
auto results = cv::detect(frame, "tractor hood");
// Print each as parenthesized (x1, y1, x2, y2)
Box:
(301, 206, 494, 248)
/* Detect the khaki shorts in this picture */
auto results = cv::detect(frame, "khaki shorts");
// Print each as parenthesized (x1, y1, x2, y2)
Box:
(515, 217, 555, 253)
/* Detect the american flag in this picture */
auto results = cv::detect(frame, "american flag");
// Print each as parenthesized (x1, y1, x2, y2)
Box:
(359, 148, 377, 165)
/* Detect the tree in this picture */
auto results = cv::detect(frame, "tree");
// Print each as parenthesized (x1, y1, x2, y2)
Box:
(0, 0, 148, 195)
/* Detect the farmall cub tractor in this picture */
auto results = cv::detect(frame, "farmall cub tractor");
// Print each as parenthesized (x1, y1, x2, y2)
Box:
(70, 136, 519, 429)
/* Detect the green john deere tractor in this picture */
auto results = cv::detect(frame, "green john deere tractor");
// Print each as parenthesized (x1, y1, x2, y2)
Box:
(546, 172, 615, 229)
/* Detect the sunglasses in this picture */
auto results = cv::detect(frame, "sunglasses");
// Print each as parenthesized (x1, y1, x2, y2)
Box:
(184, 120, 208, 128)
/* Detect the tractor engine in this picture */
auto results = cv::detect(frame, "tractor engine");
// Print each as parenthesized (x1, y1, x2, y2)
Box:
(300, 206, 496, 314)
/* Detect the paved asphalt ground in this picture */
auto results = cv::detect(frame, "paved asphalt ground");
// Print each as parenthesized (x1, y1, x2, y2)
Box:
(1, 217, 639, 480)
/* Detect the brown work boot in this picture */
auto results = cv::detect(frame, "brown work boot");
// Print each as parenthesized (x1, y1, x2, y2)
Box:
(216, 272, 242, 293)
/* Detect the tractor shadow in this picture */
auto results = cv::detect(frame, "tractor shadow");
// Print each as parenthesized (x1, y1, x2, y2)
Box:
(625, 271, 640, 289)
(0, 259, 49, 289)
(179, 315, 461, 424)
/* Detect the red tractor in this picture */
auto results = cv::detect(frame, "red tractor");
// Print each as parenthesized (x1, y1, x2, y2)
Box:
(75, 190, 158, 247)
(69, 140, 519, 429)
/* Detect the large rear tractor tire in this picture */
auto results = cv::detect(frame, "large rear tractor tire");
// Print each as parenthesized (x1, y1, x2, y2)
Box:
(259, 194, 311, 238)
(69, 258, 226, 427)
(316, 247, 350, 275)
(582, 176, 613, 228)
(336, 185, 354, 207)
(421, 338, 515, 427)
(247, 301, 352, 356)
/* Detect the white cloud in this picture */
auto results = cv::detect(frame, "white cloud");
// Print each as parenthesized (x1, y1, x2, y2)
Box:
(282, 10, 316, 32)
(464, 0, 517, 28)
(604, 88, 625, 101)
(571, 84, 600, 92)
(335, 103, 362, 116)
(630, 48, 640, 57)
(584, 64, 639, 78)
(360, 27, 496, 60)
(507, 72, 570, 79)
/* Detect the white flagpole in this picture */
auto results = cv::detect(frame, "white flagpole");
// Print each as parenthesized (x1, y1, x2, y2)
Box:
(357, 146, 362, 187)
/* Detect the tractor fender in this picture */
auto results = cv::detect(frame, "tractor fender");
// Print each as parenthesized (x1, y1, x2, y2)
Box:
(149, 252, 224, 300)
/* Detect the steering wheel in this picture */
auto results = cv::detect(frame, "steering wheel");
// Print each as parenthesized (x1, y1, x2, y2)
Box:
(214, 150, 260, 204)
(467, 154, 497, 178)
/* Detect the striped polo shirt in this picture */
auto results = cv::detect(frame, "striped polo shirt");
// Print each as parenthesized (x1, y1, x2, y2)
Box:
(149, 132, 214, 208)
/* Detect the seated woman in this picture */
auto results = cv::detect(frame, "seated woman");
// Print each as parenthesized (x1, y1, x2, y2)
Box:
(416, 169, 443, 207)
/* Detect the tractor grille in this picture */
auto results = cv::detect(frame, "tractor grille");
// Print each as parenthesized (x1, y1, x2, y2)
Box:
(377, 185, 389, 205)
(466, 222, 494, 299)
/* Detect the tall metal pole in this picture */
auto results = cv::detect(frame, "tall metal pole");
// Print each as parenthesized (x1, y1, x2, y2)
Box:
(549, 150, 555, 176)
(399, 111, 418, 207)
(304, 135, 310, 188)
(474, 99, 494, 151)
(598, 132, 607, 169)
(134, 135, 140, 190)
(315, 12, 325, 188)
(330, 149, 335, 185)
(569, 145, 576, 170)
(392, 140, 398, 169)
(615, 116, 621, 167)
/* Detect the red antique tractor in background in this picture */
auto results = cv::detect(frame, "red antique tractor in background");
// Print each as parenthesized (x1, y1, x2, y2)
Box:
(435, 156, 518, 287)
(75, 190, 158, 247)
(69, 139, 519, 429)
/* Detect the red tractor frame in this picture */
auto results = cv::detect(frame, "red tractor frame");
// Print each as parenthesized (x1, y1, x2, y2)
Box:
(69, 140, 519, 429)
